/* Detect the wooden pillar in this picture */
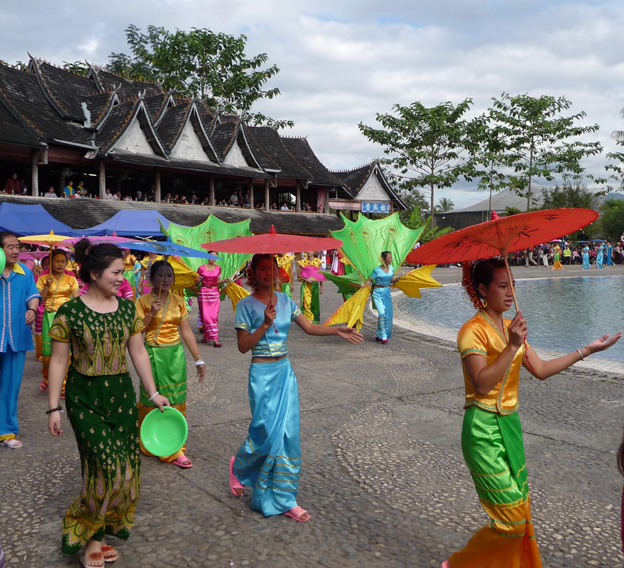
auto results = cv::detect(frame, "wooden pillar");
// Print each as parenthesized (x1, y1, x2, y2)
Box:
(98, 160, 106, 199)
(155, 169, 161, 203)
(30, 149, 39, 197)
(264, 179, 270, 211)
(209, 175, 215, 206)
(248, 178, 254, 209)
(296, 183, 301, 212)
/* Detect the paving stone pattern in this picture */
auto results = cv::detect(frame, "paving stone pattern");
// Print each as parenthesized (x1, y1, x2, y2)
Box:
(1, 266, 623, 567)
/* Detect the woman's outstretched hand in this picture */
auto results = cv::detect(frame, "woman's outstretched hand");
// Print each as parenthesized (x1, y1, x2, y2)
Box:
(336, 326, 365, 344)
(507, 311, 527, 348)
(585, 332, 622, 355)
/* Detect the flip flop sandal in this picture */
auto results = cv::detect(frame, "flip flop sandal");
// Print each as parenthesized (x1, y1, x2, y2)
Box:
(101, 545, 118, 563)
(80, 551, 104, 568)
(284, 505, 310, 522)
(229, 456, 244, 497)
(2, 439, 23, 449)
(172, 455, 193, 468)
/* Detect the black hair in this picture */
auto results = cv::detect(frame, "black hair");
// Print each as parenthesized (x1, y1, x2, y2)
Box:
(50, 249, 68, 261)
(381, 251, 391, 260)
(461, 258, 507, 309)
(150, 260, 175, 286)
(73, 238, 123, 284)
(0, 231, 18, 248)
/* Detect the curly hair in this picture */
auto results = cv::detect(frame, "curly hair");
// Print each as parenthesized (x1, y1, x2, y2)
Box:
(461, 258, 506, 309)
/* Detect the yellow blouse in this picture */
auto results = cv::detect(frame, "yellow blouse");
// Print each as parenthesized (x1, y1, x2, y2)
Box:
(36, 273, 79, 312)
(276, 254, 295, 271)
(135, 292, 188, 347)
(123, 255, 137, 271)
(457, 310, 527, 415)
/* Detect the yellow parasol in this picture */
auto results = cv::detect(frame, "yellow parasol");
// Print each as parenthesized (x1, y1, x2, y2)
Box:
(392, 265, 441, 298)
(18, 231, 70, 248)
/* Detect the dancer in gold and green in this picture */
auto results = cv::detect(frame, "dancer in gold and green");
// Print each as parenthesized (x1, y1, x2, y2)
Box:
(135, 260, 205, 468)
(442, 259, 621, 568)
(47, 239, 168, 568)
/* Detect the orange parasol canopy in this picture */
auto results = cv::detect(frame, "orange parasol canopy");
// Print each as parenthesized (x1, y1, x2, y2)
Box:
(406, 208, 598, 265)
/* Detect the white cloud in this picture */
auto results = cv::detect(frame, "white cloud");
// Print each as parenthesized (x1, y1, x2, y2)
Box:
(2, 0, 624, 208)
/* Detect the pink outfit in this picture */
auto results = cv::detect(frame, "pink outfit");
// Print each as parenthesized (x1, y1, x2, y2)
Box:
(198, 264, 221, 341)
(80, 278, 134, 299)
(299, 264, 326, 281)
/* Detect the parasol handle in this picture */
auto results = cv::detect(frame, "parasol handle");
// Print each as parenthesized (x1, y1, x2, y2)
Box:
(502, 254, 519, 312)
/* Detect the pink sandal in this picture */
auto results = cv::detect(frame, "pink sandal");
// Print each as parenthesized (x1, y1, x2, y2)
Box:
(101, 545, 118, 563)
(172, 455, 192, 468)
(284, 505, 310, 522)
(229, 456, 244, 496)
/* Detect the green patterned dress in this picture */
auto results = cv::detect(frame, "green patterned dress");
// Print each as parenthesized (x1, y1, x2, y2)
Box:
(49, 297, 145, 554)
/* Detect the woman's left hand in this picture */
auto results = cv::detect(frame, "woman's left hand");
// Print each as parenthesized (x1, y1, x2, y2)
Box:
(336, 326, 364, 344)
(586, 332, 622, 355)
(152, 394, 170, 412)
(196, 363, 206, 383)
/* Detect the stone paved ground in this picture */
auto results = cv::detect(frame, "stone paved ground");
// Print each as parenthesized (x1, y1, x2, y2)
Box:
(1, 265, 623, 567)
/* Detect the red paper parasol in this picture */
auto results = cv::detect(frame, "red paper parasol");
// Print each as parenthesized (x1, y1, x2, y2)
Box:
(407, 208, 598, 310)
(202, 224, 342, 254)
(407, 208, 597, 265)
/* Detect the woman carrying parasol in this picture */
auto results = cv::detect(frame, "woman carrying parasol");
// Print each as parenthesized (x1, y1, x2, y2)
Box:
(229, 254, 363, 522)
(442, 258, 620, 568)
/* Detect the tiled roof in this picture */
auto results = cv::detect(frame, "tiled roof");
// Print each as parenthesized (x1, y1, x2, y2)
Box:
(144, 93, 170, 123)
(33, 60, 98, 122)
(280, 137, 342, 187)
(155, 101, 191, 152)
(0, 97, 43, 147)
(84, 92, 117, 128)
(90, 67, 163, 97)
(244, 126, 311, 179)
(0, 63, 94, 147)
(209, 120, 239, 160)
(332, 163, 376, 196)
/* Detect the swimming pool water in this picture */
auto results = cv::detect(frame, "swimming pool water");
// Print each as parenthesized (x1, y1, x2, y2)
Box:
(397, 275, 624, 362)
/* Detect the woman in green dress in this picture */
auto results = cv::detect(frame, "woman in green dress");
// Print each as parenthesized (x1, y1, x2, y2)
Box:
(47, 239, 169, 568)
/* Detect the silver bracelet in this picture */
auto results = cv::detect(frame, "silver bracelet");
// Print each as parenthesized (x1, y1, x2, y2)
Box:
(194, 360, 205, 367)
(148, 391, 160, 401)
(576, 348, 584, 361)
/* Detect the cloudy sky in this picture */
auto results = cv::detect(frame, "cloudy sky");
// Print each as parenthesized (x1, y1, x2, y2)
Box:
(3, 0, 624, 209)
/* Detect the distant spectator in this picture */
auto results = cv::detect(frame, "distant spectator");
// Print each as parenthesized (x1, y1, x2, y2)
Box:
(270, 202, 277, 210)
(230, 191, 239, 206)
(114, 190, 121, 201)
(179, 195, 188, 205)
(63, 181, 75, 198)
(135, 190, 145, 202)
(280, 202, 290, 211)
(123, 195, 133, 202)
(147, 185, 156, 201)
(44, 186, 58, 198)
(163, 193, 172, 203)
(202, 197, 210, 206)
(103, 188, 114, 200)
(76, 181, 87, 197)
(189, 192, 198, 204)
(4, 173, 20, 195)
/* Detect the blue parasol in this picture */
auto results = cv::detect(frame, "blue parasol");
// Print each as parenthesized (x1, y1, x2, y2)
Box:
(124, 240, 219, 260)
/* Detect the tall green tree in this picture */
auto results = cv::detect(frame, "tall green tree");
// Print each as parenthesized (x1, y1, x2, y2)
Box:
(358, 99, 474, 228)
(600, 198, 624, 241)
(489, 93, 603, 211)
(540, 182, 600, 210)
(605, 107, 624, 190)
(108, 25, 292, 128)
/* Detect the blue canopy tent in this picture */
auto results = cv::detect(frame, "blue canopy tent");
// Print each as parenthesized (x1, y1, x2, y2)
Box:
(79, 210, 177, 238)
(0, 203, 81, 236)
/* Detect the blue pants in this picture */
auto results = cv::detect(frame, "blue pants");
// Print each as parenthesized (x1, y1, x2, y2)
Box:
(372, 288, 393, 340)
(0, 350, 26, 439)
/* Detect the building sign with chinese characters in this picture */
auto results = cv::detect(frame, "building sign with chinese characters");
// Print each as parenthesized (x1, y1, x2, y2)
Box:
(361, 202, 390, 213)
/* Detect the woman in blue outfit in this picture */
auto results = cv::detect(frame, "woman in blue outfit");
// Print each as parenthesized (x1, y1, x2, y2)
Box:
(367, 251, 400, 344)
(582, 246, 590, 269)
(596, 244, 605, 269)
(229, 254, 363, 522)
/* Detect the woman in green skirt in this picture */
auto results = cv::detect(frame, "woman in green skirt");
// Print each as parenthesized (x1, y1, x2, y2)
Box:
(135, 260, 206, 468)
(47, 239, 169, 568)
